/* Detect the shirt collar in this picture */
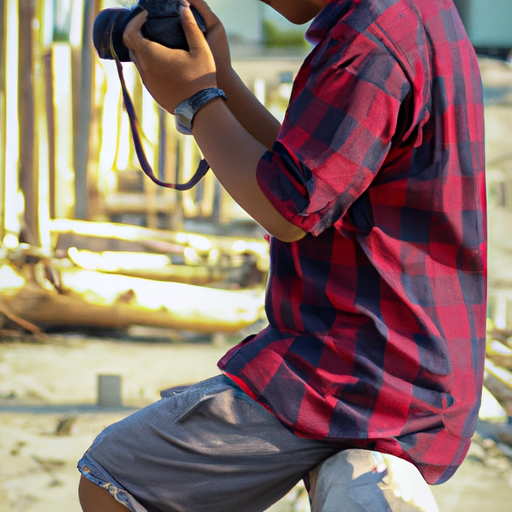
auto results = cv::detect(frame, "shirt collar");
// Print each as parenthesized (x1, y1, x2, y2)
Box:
(306, 0, 350, 45)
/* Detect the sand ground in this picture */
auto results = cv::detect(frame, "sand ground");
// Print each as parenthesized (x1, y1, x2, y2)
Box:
(0, 334, 511, 512)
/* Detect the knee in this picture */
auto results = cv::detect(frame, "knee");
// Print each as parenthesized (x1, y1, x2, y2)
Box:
(308, 449, 388, 512)
(379, 453, 439, 512)
(308, 449, 439, 512)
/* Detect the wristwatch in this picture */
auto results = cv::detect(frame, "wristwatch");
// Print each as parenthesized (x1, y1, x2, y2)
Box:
(174, 87, 227, 135)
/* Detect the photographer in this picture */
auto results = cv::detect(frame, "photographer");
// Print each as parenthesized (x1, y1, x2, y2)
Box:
(78, 1, 486, 511)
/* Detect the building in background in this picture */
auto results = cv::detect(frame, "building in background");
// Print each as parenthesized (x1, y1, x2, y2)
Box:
(208, 0, 263, 45)
(453, 0, 512, 56)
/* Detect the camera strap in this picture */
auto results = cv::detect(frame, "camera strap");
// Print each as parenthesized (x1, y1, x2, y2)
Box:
(110, 33, 210, 190)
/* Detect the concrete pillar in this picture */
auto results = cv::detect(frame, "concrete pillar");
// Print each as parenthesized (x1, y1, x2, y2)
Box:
(97, 374, 122, 407)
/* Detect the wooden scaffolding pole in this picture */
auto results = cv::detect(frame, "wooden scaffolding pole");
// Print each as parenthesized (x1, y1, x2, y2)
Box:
(0, 0, 6, 241)
(18, 0, 39, 245)
(73, 0, 98, 220)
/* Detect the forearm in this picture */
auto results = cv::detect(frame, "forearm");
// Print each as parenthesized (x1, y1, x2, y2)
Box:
(192, 99, 305, 242)
(218, 68, 281, 151)
(122, 6, 299, 240)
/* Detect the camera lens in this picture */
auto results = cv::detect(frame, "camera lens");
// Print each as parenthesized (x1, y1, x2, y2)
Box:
(92, 1, 206, 62)
(93, 7, 143, 62)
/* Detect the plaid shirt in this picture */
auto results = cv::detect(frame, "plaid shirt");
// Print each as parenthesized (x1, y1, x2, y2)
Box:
(219, 0, 486, 484)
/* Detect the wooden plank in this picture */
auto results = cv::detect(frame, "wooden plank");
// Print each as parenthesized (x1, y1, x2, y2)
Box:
(0, 263, 265, 333)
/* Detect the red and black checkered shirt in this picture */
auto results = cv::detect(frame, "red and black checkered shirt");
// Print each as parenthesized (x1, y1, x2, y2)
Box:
(219, 0, 486, 484)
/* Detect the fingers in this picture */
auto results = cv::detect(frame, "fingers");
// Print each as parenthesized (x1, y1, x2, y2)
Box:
(179, 2, 210, 53)
(123, 10, 147, 51)
(187, 0, 220, 30)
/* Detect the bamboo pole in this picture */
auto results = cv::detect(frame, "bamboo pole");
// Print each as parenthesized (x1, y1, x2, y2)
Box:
(18, 0, 39, 245)
(44, 50, 56, 219)
(51, 41, 76, 219)
(162, 107, 182, 231)
(2, 1, 21, 241)
(0, 0, 6, 241)
(74, 0, 98, 220)
(33, 1, 52, 253)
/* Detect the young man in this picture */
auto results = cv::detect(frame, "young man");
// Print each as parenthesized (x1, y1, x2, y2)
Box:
(78, 0, 486, 510)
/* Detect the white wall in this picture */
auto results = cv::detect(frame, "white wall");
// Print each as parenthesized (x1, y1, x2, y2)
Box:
(208, 0, 264, 43)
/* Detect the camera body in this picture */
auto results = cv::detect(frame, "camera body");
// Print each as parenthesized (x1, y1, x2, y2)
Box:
(93, 0, 206, 62)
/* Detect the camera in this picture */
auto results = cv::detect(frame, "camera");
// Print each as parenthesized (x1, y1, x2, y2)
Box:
(92, 0, 211, 190)
(93, 0, 206, 62)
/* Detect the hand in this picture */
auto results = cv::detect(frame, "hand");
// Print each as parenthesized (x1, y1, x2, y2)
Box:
(123, 3, 217, 113)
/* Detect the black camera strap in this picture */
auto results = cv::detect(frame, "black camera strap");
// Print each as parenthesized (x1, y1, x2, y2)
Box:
(109, 19, 210, 191)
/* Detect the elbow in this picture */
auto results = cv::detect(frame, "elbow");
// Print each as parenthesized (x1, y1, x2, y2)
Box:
(269, 223, 307, 243)
(254, 201, 307, 242)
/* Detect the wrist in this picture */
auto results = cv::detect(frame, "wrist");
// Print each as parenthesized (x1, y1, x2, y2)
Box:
(174, 87, 227, 135)
(217, 67, 241, 95)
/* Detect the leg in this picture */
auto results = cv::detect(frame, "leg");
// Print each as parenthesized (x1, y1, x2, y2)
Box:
(78, 475, 129, 512)
(307, 449, 439, 512)
(78, 376, 339, 512)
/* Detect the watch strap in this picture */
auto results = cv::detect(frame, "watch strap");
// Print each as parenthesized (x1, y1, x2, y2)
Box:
(174, 87, 227, 135)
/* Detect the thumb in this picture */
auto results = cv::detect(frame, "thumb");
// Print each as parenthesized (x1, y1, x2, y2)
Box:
(188, 0, 220, 30)
(179, 2, 208, 53)
(123, 10, 148, 51)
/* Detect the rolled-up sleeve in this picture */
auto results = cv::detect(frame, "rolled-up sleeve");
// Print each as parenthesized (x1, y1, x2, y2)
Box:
(256, 40, 411, 236)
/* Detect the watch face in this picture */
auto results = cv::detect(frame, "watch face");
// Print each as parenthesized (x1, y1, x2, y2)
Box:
(174, 88, 226, 136)
(175, 113, 193, 135)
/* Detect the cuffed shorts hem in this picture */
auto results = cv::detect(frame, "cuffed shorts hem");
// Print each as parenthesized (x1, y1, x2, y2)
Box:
(77, 375, 339, 512)
(79, 454, 147, 512)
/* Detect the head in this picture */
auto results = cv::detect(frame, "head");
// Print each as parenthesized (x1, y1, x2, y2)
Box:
(260, 0, 329, 25)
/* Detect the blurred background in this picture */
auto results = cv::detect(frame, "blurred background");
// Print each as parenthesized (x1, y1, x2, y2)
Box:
(1, 1, 512, 511)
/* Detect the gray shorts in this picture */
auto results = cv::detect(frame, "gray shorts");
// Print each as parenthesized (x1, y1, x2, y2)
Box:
(78, 375, 340, 512)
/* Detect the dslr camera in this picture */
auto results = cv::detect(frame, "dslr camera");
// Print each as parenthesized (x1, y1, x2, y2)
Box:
(93, 0, 206, 62)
